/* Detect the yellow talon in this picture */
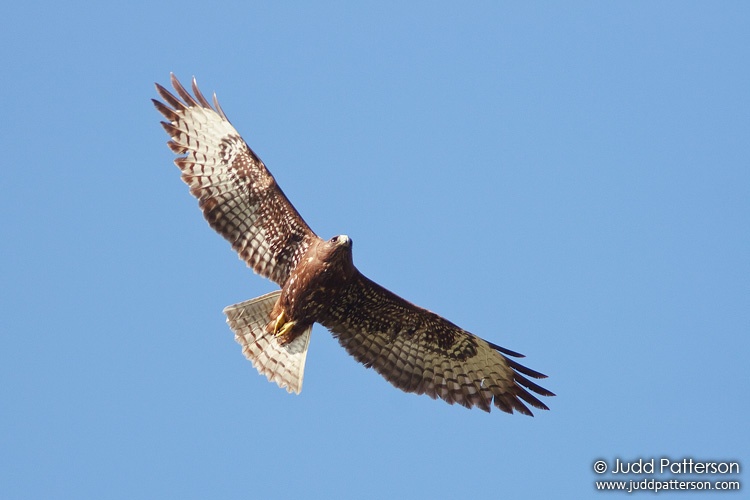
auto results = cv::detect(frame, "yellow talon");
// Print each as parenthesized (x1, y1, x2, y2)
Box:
(273, 310, 287, 335)
(272, 309, 297, 340)
(276, 320, 297, 338)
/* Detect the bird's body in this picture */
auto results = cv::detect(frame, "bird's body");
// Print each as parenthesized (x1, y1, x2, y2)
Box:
(270, 235, 356, 346)
(154, 75, 554, 414)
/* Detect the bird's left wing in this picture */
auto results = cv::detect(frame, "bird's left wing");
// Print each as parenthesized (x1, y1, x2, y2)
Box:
(154, 75, 317, 286)
(319, 273, 554, 414)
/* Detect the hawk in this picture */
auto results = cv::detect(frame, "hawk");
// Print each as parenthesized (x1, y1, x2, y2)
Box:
(154, 75, 554, 414)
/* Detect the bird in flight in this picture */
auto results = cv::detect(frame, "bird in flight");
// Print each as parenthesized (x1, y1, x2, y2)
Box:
(154, 75, 554, 414)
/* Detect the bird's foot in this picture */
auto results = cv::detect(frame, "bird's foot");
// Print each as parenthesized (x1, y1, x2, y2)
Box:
(272, 310, 297, 345)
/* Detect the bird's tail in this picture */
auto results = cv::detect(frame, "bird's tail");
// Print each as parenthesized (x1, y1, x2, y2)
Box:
(223, 291, 311, 394)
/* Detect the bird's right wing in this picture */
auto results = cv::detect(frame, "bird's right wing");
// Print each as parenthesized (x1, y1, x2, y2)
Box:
(154, 74, 317, 286)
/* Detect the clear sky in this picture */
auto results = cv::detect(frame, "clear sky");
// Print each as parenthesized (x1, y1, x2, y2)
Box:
(1, 2, 748, 499)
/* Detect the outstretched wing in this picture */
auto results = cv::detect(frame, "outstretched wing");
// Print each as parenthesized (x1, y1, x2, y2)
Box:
(319, 273, 554, 414)
(153, 74, 317, 285)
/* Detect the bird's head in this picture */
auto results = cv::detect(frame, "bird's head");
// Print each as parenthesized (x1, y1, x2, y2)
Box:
(328, 234, 352, 249)
(318, 234, 355, 276)
(323, 234, 352, 258)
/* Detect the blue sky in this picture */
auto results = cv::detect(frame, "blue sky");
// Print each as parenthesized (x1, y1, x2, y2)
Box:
(1, 2, 748, 498)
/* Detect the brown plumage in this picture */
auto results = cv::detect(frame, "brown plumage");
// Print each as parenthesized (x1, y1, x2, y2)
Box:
(154, 74, 554, 414)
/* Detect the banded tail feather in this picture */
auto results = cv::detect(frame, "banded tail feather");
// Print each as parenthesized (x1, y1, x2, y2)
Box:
(224, 291, 312, 394)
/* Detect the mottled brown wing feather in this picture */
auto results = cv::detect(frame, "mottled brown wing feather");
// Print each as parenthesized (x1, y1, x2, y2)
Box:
(319, 273, 554, 414)
(153, 74, 318, 285)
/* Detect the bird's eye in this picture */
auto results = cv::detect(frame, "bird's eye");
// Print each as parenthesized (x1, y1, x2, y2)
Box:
(330, 236, 338, 243)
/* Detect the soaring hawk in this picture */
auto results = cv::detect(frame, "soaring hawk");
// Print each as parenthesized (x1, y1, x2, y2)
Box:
(154, 75, 554, 414)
